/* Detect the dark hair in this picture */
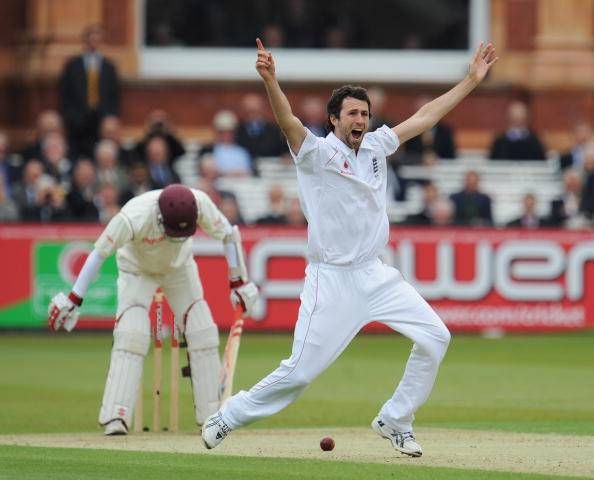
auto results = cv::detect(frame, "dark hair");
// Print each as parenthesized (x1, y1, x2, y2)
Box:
(326, 85, 371, 132)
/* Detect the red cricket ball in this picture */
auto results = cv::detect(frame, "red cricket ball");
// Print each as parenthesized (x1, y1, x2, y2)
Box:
(320, 436, 335, 451)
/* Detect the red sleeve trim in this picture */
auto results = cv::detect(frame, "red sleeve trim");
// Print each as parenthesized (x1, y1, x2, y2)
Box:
(68, 291, 83, 306)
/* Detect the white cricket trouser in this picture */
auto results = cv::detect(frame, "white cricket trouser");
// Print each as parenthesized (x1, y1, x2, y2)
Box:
(100, 261, 208, 426)
(116, 261, 204, 323)
(221, 258, 451, 432)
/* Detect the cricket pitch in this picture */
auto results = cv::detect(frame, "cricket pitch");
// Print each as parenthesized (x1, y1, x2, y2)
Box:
(1, 427, 592, 477)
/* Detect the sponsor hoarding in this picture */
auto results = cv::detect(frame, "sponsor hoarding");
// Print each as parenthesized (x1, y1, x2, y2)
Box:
(0, 225, 592, 332)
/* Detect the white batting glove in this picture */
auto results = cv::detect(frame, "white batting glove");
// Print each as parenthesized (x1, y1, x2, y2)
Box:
(229, 279, 259, 317)
(48, 292, 81, 332)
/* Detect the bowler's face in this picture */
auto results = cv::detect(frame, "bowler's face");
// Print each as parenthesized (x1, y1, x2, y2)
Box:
(331, 97, 369, 151)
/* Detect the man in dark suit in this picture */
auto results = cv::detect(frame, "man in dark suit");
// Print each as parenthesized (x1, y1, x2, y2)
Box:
(559, 122, 592, 171)
(59, 24, 120, 159)
(489, 101, 546, 161)
(506, 193, 543, 228)
(144, 136, 181, 189)
(450, 170, 493, 226)
(20, 110, 67, 163)
(403, 181, 438, 225)
(235, 93, 287, 173)
(547, 169, 584, 227)
(404, 96, 457, 163)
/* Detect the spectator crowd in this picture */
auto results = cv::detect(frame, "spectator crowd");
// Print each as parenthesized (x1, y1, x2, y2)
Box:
(1, 26, 593, 230)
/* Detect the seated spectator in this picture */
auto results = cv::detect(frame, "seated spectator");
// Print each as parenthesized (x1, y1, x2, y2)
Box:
(96, 182, 120, 224)
(99, 115, 136, 167)
(368, 86, 394, 132)
(262, 24, 286, 48)
(66, 158, 99, 221)
(300, 96, 326, 137)
(219, 191, 245, 226)
(324, 26, 348, 48)
(199, 111, 252, 177)
(145, 135, 181, 189)
(450, 170, 493, 226)
(489, 101, 546, 161)
(403, 182, 454, 226)
(149, 21, 181, 46)
(0, 172, 18, 222)
(41, 132, 73, 189)
(580, 141, 594, 221)
(547, 169, 587, 228)
(256, 184, 288, 224)
(119, 161, 152, 205)
(12, 160, 45, 220)
(430, 198, 455, 226)
(94, 139, 127, 189)
(404, 96, 457, 163)
(196, 156, 225, 204)
(235, 93, 287, 166)
(134, 109, 185, 166)
(0, 131, 21, 196)
(13, 161, 68, 222)
(559, 122, 592, 171)
(506, 193, 544, 228)
(286, 197, 307, 226)
(37, 177, 69, 222)
(403, 182, 439, 225)
(21, 110, 66, 162)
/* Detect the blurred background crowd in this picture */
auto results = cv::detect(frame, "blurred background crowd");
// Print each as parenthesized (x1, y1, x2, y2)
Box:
(1, 1, 594, 230)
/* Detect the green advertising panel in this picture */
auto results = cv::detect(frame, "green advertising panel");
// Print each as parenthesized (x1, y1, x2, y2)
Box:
(34, 241, 118, 318)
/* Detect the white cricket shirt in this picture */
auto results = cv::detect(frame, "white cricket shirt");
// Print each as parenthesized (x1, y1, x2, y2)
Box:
(290, 126, 399, 265)
(95, 189, 232, 274)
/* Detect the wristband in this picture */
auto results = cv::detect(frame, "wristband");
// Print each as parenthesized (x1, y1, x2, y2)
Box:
(229, 278, 244, 289)
(68, 291, 83, 306)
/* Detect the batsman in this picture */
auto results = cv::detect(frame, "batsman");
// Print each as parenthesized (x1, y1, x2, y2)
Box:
(47, 184, 258, 435)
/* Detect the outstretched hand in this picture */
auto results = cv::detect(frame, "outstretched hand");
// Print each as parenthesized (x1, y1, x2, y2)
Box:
(468, 42, 498, 83)
(255, 37, 276, 82)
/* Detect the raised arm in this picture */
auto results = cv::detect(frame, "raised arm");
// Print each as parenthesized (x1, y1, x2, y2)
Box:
(255, 38, 307, 154)
(393, 43, 498, 144)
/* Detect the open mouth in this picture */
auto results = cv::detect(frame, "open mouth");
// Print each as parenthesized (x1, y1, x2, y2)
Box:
(351, 130, 363, 141)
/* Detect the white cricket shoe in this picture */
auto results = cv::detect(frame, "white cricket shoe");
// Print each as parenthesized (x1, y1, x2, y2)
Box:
(371, 416, 423, 457)
(202, 412, 232, 449)
(104, 419, 128, 436)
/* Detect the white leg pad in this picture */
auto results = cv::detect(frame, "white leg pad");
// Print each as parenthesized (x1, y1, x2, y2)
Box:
(184, 300, 221, 425)
(99, 306, 151, 428)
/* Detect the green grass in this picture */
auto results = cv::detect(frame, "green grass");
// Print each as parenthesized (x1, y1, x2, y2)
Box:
(0, 331, 593, 435)
(0, 445, 584, 480)
(0, 331, 593, 479)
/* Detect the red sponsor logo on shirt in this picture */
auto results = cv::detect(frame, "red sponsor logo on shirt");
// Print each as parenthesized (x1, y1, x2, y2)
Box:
(340, 159, 354, 175)
(142, 236, 165, 245)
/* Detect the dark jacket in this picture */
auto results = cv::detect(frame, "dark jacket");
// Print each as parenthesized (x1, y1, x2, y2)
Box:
(450, 190, 493, 226)
(489, 130, 546, 161)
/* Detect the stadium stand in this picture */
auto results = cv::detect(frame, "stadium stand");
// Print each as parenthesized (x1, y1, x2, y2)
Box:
(178, 154, 563, 226)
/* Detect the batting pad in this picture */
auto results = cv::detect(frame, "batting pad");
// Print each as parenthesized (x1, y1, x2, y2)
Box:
(99, 306, 150, 427)
(185, 300, 221, 424)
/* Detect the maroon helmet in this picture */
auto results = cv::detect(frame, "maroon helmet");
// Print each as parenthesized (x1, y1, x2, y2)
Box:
(158, 184, 198, 238)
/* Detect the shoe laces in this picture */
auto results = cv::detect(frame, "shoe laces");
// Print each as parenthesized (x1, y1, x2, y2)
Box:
(392, 431, 415, 446)
(208, 413, 231, 436)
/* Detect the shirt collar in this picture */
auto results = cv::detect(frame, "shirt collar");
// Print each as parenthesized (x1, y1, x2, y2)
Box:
(326, 131, 374, 156)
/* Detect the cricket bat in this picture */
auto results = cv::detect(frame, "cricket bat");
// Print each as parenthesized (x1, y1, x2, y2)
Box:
(219, 306, 245, 403)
